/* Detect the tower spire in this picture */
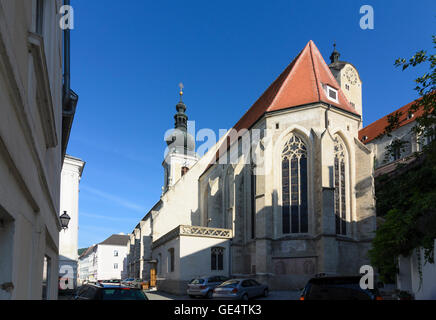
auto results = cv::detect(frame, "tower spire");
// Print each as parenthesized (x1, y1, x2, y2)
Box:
(174, 83, 187, 131)
(179, 82, 184, 102)
(330, 41, 340, 64)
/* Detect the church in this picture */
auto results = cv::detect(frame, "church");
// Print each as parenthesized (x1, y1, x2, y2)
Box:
(125, 40, 376, 294)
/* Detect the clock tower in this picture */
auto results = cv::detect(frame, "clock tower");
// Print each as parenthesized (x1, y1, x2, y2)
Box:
(329, 45, 363, 126)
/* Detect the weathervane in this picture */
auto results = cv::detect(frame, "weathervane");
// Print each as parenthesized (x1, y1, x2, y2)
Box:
(179, 82, 184, 101)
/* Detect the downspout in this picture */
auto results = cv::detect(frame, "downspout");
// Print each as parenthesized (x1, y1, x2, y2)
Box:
(61, 0, 78, 160)
(62, 0, 71, 112)
(325, 104, 331, 129)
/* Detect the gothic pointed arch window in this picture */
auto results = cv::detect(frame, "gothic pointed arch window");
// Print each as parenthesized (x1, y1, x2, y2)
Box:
(334, 136, 347, 235)
(281, 134, 308, 234)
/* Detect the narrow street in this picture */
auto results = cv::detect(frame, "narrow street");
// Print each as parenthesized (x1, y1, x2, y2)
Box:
(144, 290, 301, 301)
(59, 290, 301, 300)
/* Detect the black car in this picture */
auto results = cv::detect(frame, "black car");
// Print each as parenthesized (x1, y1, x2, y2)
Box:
(73, 283, 148, 300)
(300, 276, 383, 300)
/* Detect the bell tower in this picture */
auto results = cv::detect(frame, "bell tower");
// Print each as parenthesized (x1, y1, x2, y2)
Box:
(162, 84, 198, 193)
(329, 44, 363, 125)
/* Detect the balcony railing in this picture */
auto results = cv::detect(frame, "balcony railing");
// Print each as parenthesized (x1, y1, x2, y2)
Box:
(152, 225, 232, 249)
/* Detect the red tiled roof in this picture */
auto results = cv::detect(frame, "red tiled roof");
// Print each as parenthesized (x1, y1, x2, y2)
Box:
(358, 97, 425, 144)
(202, 40, 359, 174)
(233, 40, 358, 133)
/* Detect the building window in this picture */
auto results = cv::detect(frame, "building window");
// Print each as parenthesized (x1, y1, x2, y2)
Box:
(168, 248, 175, 273)
(391, 140, 402, 161)
(334, 136, 347, 235)
(425, 127, 436, 145)
(323, 84, 338, 103)
(281, 134, 308, 234)
(181, 166, 189, 176)
(114, 263, 118, 269)
(35, 0, 45, 35)
(345, 84, 350, 91)
(211, 247, 224, 271)
(114, 250, 118, 257)
(157, 253, 162, 275)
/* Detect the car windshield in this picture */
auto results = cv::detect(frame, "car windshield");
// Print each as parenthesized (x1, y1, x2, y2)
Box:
(218, 280, 240, 288)
(190, 279, 205, 285)
(101, 288, 147, 300)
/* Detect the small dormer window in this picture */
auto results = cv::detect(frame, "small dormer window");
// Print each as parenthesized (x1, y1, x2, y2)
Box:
(362, 136, 368, 142)
(407, 113, 414, 120)
(323, 84, 338, 103)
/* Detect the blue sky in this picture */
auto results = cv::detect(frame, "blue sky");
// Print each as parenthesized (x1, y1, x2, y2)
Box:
(67, 0, 436, 248)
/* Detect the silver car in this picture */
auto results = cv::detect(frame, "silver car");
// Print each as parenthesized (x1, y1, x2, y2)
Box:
(187, 276, 229, 299)
(212, 279, 269, 300)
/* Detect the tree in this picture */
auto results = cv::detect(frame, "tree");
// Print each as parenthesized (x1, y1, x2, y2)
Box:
(369, 36, 436, 284)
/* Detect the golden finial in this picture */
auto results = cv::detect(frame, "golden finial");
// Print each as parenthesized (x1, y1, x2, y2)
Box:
(179, 82, 184, 101)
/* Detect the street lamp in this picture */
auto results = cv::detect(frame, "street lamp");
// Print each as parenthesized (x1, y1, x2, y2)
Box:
(60, 211, 71, 230)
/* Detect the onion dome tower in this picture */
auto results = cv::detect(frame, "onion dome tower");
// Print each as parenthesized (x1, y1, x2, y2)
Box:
(163, 84, 198, 193)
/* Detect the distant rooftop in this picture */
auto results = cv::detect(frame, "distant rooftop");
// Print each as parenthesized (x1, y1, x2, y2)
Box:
(99, 234, 130, 246)
(359, 96, 425, 144)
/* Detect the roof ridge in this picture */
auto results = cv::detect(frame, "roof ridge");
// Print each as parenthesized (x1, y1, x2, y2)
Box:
(267, 44, 307, 112)
(309, 40, 322, 103)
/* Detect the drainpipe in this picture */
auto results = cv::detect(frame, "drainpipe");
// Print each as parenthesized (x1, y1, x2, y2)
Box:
(62, 0, 71, 111)
(61, 0, 78, 160)
(325, 104, 331, 129)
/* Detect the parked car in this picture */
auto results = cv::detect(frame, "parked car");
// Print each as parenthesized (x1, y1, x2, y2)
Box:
(300, 276, 383, 300)
(73, 283, 148, 300)
(187, 276, 230, 299)
(212, 279, 268, 300)
(131, 279, 145, 289)
(98, 279, 121, 286)
(121, 278, 135, 286)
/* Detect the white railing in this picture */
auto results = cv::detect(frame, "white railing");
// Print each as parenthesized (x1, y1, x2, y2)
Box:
(179, 225, 232, 238)
(152, 225, 232, 249)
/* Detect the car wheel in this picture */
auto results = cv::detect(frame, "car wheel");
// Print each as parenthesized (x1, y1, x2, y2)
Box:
(242, 294, 248, 301)
(206, 290, 213, 299)
(263, 289, 269, 297)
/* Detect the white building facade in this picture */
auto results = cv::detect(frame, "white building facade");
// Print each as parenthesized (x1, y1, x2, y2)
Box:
(0, 0, 77, 299)
(78, 234, 130, 282)
(59, 155, 85, 291)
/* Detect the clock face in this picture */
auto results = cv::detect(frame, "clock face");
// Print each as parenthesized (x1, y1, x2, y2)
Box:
(344, 67, 358, 85)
